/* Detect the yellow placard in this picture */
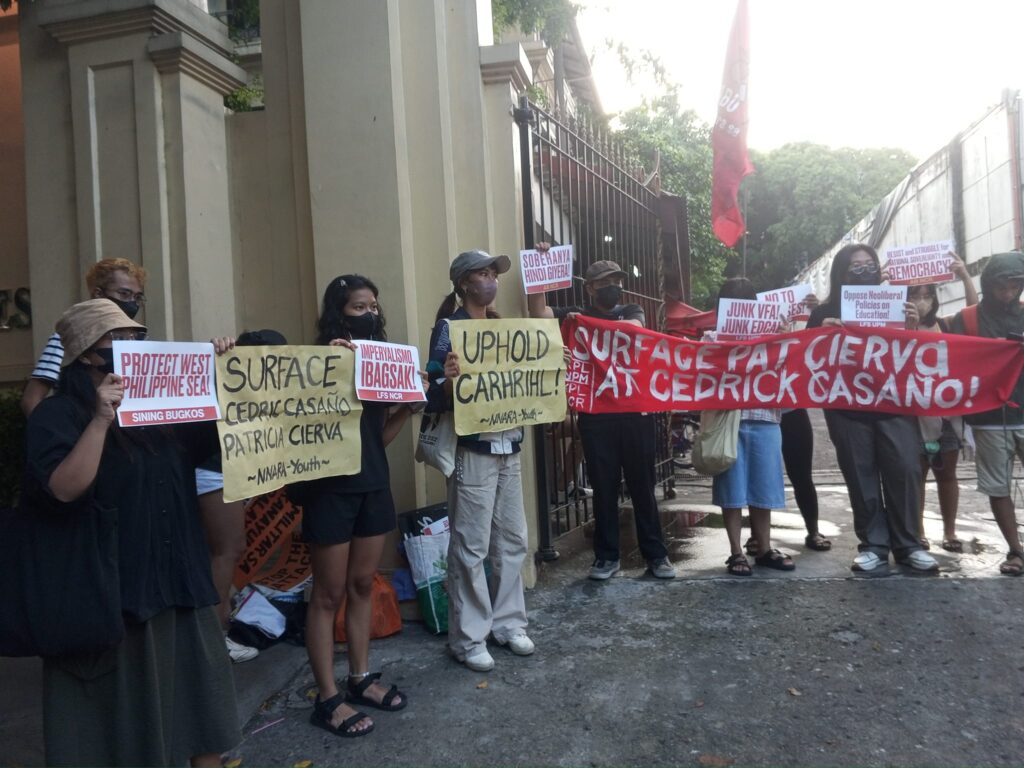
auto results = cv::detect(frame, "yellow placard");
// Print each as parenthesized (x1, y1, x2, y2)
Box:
(449, 318, 567, 436)
(216, 345, 363, 502)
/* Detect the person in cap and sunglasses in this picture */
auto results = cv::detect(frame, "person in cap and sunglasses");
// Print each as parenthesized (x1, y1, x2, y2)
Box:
(426, 250, 534, 673)
(23, 299, 239, 766)
(949, 251, 1024, 575)
(21, 258, 147, 417)
(528, 247, 675, 581)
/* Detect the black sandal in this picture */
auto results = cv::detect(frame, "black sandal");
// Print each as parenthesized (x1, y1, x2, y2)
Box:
(347, 672, 407, 712)
(805, 533, 832, 551)
(309, 691, 374, 738)
(743, 537, 758, 556)
(1000, 549, 1024, 577)
(754, 548, 796, 571)
(726, 553, 752, 576)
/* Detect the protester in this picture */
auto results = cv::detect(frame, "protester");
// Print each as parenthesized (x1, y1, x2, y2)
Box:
(779, 408, 829, 551)
(908, 252, 978, 552)
(21, 258, 146, 417)
(708, 278, 794, 576)
(527, 247, 675, 581)
(949, 251, 1024, 575)
(23, 299, 238, 766)
(807, 243, 938, 574)
(426, 250, 534, 672)
(290, 275, 413, 737)
(196, 328, 288, 664)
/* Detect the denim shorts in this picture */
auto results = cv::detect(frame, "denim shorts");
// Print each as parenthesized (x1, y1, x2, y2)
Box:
(712, 420, 786, 510)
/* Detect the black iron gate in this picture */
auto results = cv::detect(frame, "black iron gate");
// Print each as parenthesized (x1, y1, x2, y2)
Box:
(514, 97, 675, 561)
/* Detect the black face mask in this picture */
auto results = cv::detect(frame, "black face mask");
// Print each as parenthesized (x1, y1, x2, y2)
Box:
(595, 284, 623, 308)
(346, 311, 381, 340)
(93, 347, 116, 375)
(108, 296, 140, 320)
(845, 272, 880, 287)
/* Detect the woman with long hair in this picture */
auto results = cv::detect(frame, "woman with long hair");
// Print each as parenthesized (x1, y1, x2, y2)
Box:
(293, 275, 413, 738)
(426, 250, 534, 672)
(807, 243, 937, 574)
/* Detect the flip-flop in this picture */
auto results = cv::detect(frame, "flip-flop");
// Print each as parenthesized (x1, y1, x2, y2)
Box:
(999, 550, 1024, 577)
(754, 548, 796, 571)
(941, 538, 964, 553)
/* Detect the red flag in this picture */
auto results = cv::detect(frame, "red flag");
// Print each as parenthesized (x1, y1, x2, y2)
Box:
(711, 0, 753, 248)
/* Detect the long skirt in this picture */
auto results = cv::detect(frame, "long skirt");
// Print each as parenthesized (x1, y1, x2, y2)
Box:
(44, 605, 239, 767)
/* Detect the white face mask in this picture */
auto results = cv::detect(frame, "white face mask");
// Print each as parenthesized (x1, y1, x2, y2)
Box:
(912, 298, 935, 319)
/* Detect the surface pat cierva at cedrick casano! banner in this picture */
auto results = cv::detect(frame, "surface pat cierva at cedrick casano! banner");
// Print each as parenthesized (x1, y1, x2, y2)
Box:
(215, 345, 363, 502)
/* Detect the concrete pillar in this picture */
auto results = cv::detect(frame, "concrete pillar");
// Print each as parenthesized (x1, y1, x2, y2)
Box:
(20, 0, 245, 345)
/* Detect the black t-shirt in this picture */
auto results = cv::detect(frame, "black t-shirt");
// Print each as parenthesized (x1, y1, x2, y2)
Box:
(581, 303, 646, 326)
(24, 396, 221, 624)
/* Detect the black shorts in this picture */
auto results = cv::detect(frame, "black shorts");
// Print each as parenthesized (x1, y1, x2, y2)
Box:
(301, 488, 397, 545)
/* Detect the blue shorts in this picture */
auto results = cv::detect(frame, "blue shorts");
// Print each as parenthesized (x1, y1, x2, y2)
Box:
(712, 420, 786, 510)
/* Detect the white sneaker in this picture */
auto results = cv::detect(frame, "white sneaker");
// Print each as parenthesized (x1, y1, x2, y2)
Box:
(496, 632, 535, 656)
(225, 636, 259, 663)
(851, 551, 889, 574)
(461, 648, 495, 672)
(898, 549, 939, 572)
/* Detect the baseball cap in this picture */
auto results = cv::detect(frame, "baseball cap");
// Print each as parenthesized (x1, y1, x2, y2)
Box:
(449, 250, 511, 285)
(584, 260, 628, 283)
(57, 298, 148, 366)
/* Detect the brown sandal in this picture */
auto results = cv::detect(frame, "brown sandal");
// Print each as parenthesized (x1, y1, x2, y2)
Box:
(805, 533, 832, 551)
(1000, 550, 1024, 577)
(743, 537, 758, 556)
(941, 538, 964, 554)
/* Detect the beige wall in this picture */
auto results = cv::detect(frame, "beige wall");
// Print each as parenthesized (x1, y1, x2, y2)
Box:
(0, 7, 33, 383)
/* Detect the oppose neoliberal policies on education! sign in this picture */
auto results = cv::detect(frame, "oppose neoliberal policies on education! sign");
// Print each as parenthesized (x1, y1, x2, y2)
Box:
(563, 314, 1024, 418)
(216, 345, 363, 502)
(113, 340, 221, 427)
(448, 318, 567, 436)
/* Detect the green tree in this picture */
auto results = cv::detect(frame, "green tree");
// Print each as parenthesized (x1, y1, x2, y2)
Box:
(615, 93, 732, 308)
(492, 0, 577, 45)
(743, 143, 916, 290)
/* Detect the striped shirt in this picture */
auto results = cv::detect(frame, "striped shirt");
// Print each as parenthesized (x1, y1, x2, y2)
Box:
(30, 333, 64, 383)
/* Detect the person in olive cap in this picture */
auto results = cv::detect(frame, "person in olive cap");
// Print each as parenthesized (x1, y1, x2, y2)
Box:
(528, 247, 674, 580)
(425, 249, 535, 673)
(950, 251, 1024, 575)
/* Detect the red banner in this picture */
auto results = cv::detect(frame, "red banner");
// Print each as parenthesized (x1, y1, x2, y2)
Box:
(711, 0, 753, 248)
(563, 316, 1024, 416)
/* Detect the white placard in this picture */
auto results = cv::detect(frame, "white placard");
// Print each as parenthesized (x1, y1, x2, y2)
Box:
(354, 340, 426, 403)
(520, 244, 573, 294)
(113, 340, 220, 427)
(757, 283, 815, 321)
(715, 299, 787, 341)
(883, 240, 955, 286)
(840, 285, 908, 328)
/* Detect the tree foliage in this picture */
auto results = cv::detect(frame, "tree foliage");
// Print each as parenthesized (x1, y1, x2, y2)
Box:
(615, 93, 732, 308)
(743, 143, 916, 290)
(492, 0, 577, 46)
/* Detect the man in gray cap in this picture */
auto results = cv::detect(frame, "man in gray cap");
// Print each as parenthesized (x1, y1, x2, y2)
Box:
(528, 246, 674, 581)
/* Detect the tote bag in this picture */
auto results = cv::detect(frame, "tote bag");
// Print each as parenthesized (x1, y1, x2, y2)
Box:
(691, 409, 740, 477)
(415, 411, 457, 477)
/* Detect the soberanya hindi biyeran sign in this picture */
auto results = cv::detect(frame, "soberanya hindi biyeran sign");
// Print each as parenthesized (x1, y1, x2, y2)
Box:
(519, 245, 573, 294)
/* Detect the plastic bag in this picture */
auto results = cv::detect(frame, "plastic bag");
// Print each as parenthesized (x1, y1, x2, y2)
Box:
(692, 409, 740, 476)
(404, 531, 449, 634)
(415, 412, 457, 477)
(334, 573, 403, 642)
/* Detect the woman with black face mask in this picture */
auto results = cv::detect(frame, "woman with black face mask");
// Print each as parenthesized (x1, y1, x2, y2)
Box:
(807, 243, 938, 575)
(22, 299, 240, 766)
(292, 274, 413, 739)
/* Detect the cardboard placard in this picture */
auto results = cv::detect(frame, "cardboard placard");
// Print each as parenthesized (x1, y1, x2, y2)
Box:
(840, 286, 908, 328)
(113, 340, 220, 427)
(520, 245, 573, 294)
(354, 340, 426, 403)
(757, 283, 815, 321)
(715, 299, 787, 341)
(883, 240, 955, 286)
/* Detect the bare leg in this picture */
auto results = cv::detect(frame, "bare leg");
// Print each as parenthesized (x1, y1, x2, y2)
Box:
(723, 508, 744, 555)
(190, 753, 221, 768)
(345, 534, 402, 706)
(990, 496, 1022, 551)
(198, 490, 247, 627)
(305, 541, 372, 733)
(749, 507, 772, 557)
